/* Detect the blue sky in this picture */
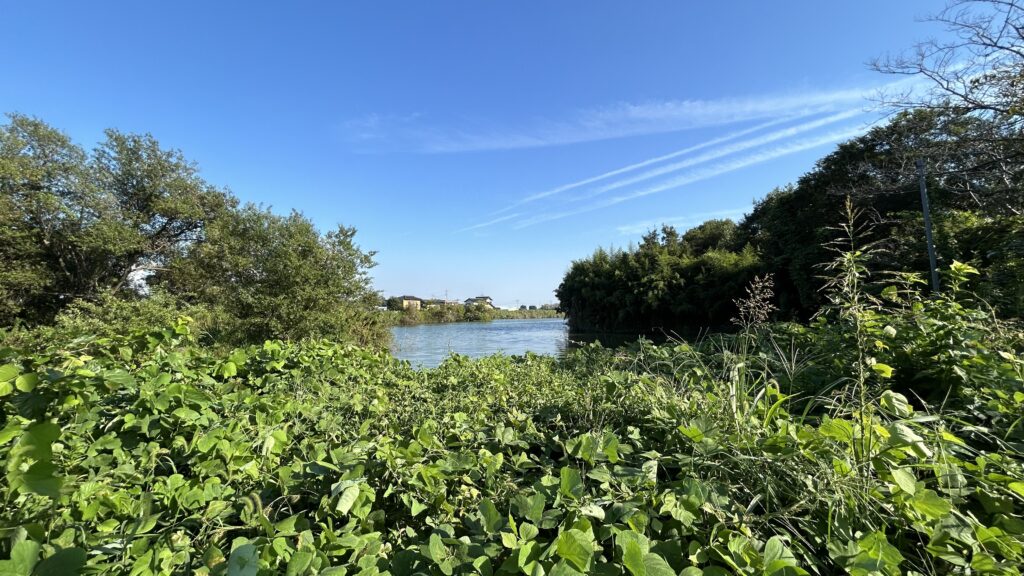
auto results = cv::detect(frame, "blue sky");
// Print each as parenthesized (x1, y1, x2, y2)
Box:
(2, 2, 946, 307)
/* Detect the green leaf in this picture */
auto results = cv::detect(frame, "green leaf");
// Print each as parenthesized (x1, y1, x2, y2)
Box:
(336, 485, 360, 515)
(763, 536, 786, 565)
(7, 422, 62, 498)
(890, 468, 917, 495)
(911, 490, 952, 519)
(14, 374, 38, 393)
(548, 561, 584, 576)
(513, 493, 545, 524)
(219, 361, 238, 378)
(579, 503, 605, 520)
(33, 548, 86, 576)
(0, 540, 40, 576)
(501, 532, 518, 549)
(560, 466, 584, 500)
(871, 363, 894, 379)
(556, 529, 592, 572)
(641, 553, 675, 576)
(227, 543, 259, 576)
(0, 422, 20, 446)
(880, 390, 912, 417)
(0, 364, 19, 383)
(102, 369, 136, 389)
(479, 498, 503, 534)
(285, 547, 315, 576)
(519, 523, 539, 542)
(428, 533, 446, 564)
(622, 539, 647, 576)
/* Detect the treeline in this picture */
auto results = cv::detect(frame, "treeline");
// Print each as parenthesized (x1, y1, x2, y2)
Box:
(559, 1, 1024, 336)
(0, 115, 388, 347)
(558, 111, 1023, 334)
(384, 303, 561, 326)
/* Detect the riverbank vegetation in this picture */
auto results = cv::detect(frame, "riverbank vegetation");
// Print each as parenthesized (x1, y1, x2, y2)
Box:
(0, 115, 388, 349)
(1, 249, 1022, 574)
(557, 0, 1024, 336)
(2, 2, 1023, 574)
(384, 305, 562, 327)
(556, 107, 1024, 335)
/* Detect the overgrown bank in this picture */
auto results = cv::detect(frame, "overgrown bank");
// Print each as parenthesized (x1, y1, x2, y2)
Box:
(383, 306, 562, 327)
(1, 257, 1021, 575)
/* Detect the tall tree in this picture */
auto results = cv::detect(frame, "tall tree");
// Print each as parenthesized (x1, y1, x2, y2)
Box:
(0, 114, 232, 322)
(160, 205, 387, 346)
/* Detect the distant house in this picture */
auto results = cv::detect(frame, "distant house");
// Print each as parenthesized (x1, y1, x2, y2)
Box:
(399, 296, 423, 310)
(423, 299, 460, 309)
(464, 296, 494, 309)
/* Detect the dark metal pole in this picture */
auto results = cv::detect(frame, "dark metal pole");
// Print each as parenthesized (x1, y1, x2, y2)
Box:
(915, 159, 941, 293)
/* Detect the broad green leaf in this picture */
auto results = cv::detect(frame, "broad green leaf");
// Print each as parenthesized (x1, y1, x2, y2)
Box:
(763, 536, 786, 565)
(519, 523, 539, 542)
(579, 503, 605, 520)
(219, 361, 238, 378)
(285, 547, 315, 576)
(0, 364, 19, 383)
(513, 493, 545, 524)
(34, 548, 86, 576)
(227, 543, 259, 576)
(0, 422, 22, 446)
(0, 539, 40, 576)
(641, 553, 675, 576)
(501, 532, 519, 549)
(103, 369, 136, 388)
(819, 419, 854, 444)
(479, 498, 503, 534)
(890, 468, 917, 495)
(871, 363, 894, 379)
(336, 485, 360, 515)
(548, 561, 584, 576)
(560, 466, 584, 500)
(555, 529, 592, 572)
(14, 373, 38, 392)
(622, 539, 646, 576)
(911, 490, 952, 519)
(7, 422, 61, 498)
(428, 533, 446, 564)
(880, 390, 912, 417)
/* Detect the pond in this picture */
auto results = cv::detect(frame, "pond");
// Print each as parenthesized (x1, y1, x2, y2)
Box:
(390, 317, 569, 367)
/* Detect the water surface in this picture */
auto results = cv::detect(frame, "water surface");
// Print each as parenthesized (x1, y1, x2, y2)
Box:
(390, 318, 569, 367)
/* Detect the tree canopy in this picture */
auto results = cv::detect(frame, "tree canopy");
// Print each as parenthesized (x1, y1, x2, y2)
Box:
(0, 114, 386, 347)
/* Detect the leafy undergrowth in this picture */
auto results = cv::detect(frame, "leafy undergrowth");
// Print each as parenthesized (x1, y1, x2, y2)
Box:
(1, 270, 1023, 575)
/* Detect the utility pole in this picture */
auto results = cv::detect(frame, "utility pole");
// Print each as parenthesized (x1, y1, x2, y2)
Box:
(915, 159, 941, 293)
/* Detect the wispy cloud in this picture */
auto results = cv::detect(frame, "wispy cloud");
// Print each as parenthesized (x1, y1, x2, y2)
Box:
(511, 125, 869, 229)
(470, 110, 866, 231)
(344, 83, 896, 153)
(615, 208, 751, 236)
(565, 109, 864, 204)
(455, 212, 521, 233)
(497, 116, 794, 213)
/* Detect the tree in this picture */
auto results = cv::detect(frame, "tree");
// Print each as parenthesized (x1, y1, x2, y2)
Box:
(873, 0, 1023, 119)
(0, 114, 232, 323)
(160, 204, 387, 346)
(872, 0, 1024, 214)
